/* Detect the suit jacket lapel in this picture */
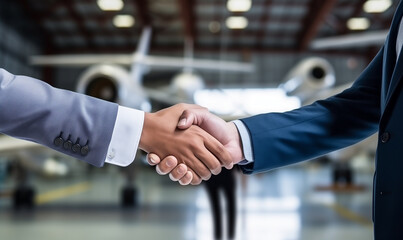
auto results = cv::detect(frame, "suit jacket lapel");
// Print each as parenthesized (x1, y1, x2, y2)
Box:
(386, 48, 403, 106)
(384, 2, 403, 108)
(382, 34, 395, 111)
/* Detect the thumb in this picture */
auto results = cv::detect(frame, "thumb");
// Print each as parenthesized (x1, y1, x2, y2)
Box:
(147, 153, 161, 166)
(177, 110, 197, 129)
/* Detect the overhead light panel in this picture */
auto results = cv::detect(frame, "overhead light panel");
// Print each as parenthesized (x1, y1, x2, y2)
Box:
(113, 15, 135, 28)
(227, 0, 252, 12)
(363, 0, 392, 13)
(97, 0, 124, 11)
(194, 88, 300, 116)
(226, 16, 248, 29)
(347, 18, 370, 30)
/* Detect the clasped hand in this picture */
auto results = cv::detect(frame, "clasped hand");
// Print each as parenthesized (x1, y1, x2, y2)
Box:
(140, 104, 244, 185)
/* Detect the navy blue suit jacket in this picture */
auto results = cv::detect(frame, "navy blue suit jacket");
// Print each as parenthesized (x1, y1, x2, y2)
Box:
(240, 2, 403, 239)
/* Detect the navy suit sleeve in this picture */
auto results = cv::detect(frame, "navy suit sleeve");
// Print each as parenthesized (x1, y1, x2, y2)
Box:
(0, 68, 118, 167)
(240, 47, 384, 174)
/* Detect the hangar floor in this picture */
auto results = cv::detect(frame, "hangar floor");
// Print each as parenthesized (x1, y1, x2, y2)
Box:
(0, 160, 374, 240)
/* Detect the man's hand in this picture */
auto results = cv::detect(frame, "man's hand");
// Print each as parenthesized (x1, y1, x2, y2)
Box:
(139, 104, 231, 185)
(147, 104, 244, 185)
(177, 105, 244, 164)
(147, 154, 193, 185)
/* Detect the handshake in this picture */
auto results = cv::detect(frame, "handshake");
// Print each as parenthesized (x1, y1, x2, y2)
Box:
(139, 104, 244, 185)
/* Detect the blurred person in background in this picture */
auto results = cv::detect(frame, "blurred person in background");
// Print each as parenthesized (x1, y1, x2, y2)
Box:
(204, 168, 237, 240)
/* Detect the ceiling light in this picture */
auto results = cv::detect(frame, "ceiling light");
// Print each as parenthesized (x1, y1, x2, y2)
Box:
(363, 0, 392, 13)
(227, 0, 252, 12)
(97, 0, 124, 11)
(226, 16, 248, 29)
(113, 15, 135, 28)
(347, 18, 370, 30)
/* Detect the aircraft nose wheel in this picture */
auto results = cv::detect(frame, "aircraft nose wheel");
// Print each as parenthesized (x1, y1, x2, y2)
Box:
(13, 185, 36, 210)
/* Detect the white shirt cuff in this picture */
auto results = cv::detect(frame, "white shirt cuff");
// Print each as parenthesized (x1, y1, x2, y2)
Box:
(232, 120, 254, 165)
(105, 106, 144, 167)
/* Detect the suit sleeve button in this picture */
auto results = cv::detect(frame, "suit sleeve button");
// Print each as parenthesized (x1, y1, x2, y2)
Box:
(63, 140, 73, 150)
(81, 145, 89, 156)
(381, 132, 390, 143)
(54, 137, 64, 147)
(72, 144, 81, 153)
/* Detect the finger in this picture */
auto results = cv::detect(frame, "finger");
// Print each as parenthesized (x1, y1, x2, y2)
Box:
(177, 106, 206, 129)
(177, 111, 196, 129)
(203, 133, 233, 169)
(179, 171, 193, 185)
(156, 156, 178, 175)
(187, 154, 212, 181)
(226, 162, 234, 169)
(194, 147, 222, 175)
(189, 168, 202, 185)
(169, 163, 188, 181)
(147, 153, 161, 166)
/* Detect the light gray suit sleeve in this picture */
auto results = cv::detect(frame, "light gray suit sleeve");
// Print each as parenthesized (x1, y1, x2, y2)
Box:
(0, 68, 119, 167)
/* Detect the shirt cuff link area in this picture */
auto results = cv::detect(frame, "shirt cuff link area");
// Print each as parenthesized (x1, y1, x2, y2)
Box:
(105, 106, 145, 167)
(232, 120, 254, 165)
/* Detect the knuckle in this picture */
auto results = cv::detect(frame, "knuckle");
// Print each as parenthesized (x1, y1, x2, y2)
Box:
(222, 153, 233, 166)
(212, 166, 222, 175)
(201, 171, 211, 181)
(179, 176, 191, 186)
(188, 140, 201, 150)
(213, 161, 221, 170)
(182, 109, 190, 115)
(225, 162, 234, 169)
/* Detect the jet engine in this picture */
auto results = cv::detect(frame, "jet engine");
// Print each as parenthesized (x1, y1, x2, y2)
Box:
(280, 57, 335, 103)
(170, 72, 205, 101)
(76, 64, 151, 111)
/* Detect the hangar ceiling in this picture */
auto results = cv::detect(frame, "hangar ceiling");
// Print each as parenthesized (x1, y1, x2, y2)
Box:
(2, 0, 399, 56)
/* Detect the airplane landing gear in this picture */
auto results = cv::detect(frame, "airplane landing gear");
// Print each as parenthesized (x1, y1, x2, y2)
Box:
(120, 155, 139, 208)
(121, 185, 138, 208)
(13, 185, 36, 210)
(11, 161, 36, 210)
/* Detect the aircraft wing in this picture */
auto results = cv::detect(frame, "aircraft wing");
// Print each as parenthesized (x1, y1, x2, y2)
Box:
(30, 54, 133, 67)
(310, 30, 388, 50)
(30, 54, 254, 73)
(0, 135, 42, 153)
(142, 56, 254, 72)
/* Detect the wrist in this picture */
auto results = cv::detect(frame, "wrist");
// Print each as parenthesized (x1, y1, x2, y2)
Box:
(228, 122, 245, 162)
(139, 112, 153, 151)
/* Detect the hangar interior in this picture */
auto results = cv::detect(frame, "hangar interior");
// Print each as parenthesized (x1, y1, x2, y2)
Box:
(0, 0, 398, 239)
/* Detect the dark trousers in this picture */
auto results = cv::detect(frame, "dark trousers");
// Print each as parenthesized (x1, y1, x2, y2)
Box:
(204, 168, 237, 240)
